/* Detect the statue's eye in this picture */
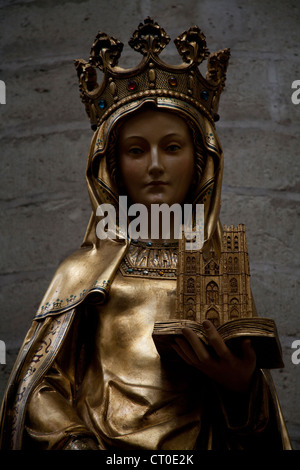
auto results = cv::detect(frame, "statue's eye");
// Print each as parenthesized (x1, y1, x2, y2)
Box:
(166, 144, 181, 152)
(128, 147, 144, 155)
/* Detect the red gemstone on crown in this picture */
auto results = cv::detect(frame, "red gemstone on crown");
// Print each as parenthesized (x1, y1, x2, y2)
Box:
(128, 80, 137, 91)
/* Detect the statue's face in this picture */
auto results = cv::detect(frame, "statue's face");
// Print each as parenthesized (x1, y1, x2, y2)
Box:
(118, 109, 195, 208)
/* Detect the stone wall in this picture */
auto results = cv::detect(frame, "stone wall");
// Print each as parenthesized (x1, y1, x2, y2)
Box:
(0, 0, 299, 449)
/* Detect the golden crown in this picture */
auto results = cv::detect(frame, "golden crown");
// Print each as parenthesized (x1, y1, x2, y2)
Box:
(75, 17, 230, 130)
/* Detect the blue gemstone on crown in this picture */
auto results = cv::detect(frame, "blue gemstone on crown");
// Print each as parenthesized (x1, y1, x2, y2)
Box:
(201, 90, 209, 101)
(98, 99, 107, 109)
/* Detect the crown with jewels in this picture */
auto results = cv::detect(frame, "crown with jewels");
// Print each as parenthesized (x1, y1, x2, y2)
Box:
(74, 17, 230, 130)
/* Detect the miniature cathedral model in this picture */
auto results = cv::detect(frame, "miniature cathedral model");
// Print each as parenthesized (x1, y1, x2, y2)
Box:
(176, 224, 255, 327)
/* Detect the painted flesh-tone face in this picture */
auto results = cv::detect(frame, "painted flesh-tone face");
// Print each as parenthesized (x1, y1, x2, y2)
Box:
(118, 109, 195, 209)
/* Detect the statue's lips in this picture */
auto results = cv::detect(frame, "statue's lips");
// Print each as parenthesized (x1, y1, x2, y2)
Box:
(145, 181, 168, 186)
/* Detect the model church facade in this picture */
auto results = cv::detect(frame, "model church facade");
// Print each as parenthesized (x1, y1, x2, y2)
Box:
(176, 224, 255, 327)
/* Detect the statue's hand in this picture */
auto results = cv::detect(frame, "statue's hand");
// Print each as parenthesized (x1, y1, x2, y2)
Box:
(172, 320, 256, 392)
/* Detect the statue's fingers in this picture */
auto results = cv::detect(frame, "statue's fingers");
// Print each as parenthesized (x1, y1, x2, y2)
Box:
(201, 320, 231, 360)
(181, 327, 211, 364)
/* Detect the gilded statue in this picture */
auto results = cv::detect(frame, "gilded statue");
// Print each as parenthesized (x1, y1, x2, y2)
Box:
(0, 18, 292, 450)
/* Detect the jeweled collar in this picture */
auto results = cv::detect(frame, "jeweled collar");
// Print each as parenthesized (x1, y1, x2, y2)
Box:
(119, 239, 178, 279)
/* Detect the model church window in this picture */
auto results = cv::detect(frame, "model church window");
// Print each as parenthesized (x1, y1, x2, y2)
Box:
(187, 277, 195, 293)
(230, 278, 238, 293)
(227, 235, 232, 250)
(206, 281, 219, 304)
(234, 235, 239, 251)
(205, 260, 219, 275)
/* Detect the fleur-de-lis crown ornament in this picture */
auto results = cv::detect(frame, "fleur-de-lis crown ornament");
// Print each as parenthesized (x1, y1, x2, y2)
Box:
(75, 17, 230, 130)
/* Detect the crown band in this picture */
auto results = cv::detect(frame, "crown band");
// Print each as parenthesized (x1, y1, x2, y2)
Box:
(97, 88, 215, 127)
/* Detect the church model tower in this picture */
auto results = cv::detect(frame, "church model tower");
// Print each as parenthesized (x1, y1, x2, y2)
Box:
(176, 224, 254, 326)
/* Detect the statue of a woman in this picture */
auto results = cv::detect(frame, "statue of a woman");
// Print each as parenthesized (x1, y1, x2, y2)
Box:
(0, 18, 291, 450)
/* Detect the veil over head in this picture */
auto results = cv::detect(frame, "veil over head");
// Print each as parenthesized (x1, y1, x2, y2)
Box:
(34, 94, 224, 319)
